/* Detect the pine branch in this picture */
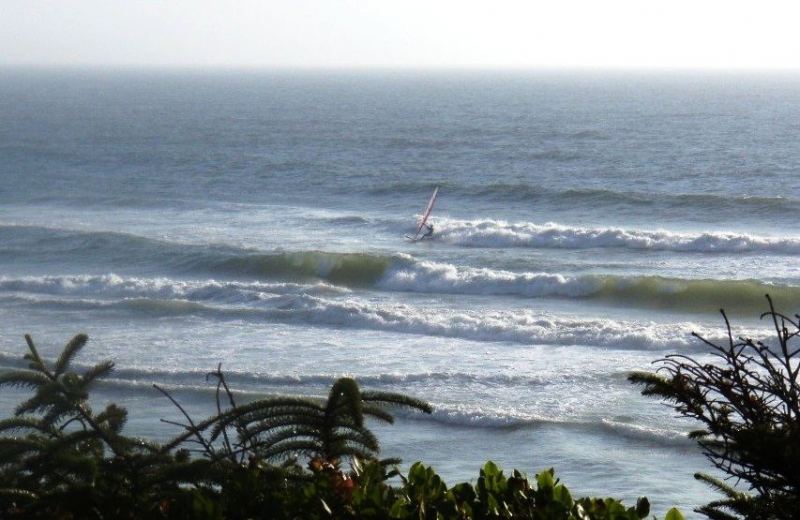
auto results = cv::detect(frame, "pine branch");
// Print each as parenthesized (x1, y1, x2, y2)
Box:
(329, 427, 380, 454)
(54, 334, 88, 377)
(248, 426, 321, 453)
(258, 439, 321, 461)
(23, 334, 49, 377)
(361, 404, 395, 424)
(81, 360, 115, 386)
(14, 386, 67, 416)
(694, 473, 747, 500)
(0, 370, 52, 389)
(0, 437, 45, 460)
(361, 391, 433, 414)
(0, 417, 54, 435)
(239, 416, 324, 446)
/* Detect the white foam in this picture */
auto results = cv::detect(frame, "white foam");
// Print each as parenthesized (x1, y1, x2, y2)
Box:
(264, 293, 761, 351)
(395, 403, 690, 444)
(0, 274, 770, 350)
(379, 256, 601, 297)
(436, 218, 800, 254)
(0, 274, 348, 303)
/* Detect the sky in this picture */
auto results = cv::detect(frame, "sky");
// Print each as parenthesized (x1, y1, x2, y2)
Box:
(2, 0, 799, 69)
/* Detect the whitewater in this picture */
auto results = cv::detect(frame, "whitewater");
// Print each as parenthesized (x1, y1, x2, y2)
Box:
(2, 70, 799, 517)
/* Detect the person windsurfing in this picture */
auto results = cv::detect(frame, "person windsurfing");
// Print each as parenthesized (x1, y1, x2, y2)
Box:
(405, 186, 439, 241)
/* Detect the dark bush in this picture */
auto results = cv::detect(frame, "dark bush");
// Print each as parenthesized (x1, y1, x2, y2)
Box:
(0, 333, 683, 519)
(631, 296, 800, 519)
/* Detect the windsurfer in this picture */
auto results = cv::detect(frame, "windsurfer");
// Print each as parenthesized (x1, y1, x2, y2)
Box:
(405, 186, 439, 242)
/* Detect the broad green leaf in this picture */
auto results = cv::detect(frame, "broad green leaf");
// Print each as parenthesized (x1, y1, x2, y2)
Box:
(537, 468, 556, 490)
(664, 507, 685, 520)
(553, 484, 573, 507)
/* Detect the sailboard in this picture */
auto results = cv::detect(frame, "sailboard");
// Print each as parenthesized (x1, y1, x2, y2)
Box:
(405, 186, 439, 241)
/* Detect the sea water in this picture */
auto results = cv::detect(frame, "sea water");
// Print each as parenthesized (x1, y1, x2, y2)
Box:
(2, 69, 799, 516)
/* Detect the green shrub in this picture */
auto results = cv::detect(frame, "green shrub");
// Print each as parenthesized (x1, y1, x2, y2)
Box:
(631, 296, 800, 519)
(0, 333, 682, 519)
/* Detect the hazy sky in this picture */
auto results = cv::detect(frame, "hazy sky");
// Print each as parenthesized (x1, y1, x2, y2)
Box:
(2, 0, 799, 69)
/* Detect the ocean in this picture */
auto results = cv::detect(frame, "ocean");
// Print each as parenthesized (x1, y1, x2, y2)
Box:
(2, 69, 799, 516)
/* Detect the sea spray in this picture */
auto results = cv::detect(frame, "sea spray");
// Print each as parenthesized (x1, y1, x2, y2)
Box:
(436, 218, 800, 254)
(1, 289, 770, 350)
(3, 262, 799, 313)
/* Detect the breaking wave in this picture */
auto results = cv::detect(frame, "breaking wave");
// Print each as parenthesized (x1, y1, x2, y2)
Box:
(437, 218, 800, 254)
(0, 274, 348, 303)
(2, 252, 799, 315)
(379, 258, 800, 312)
(0, 288, 768, 351)
(3, 225, 798, 314)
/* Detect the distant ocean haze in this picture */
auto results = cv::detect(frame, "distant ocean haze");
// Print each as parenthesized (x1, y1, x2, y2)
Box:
(1, 69, 799, 516)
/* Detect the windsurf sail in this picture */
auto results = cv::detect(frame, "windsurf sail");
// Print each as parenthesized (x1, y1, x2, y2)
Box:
(415, 186, 439, 236)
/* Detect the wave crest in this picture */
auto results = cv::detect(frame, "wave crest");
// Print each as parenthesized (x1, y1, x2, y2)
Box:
(3, 256, 799, 315)
(213, 251, 392, 285)
(437, 218, 800, 254)
(380, 259, 800, 312)
(3, 288, 766, 350)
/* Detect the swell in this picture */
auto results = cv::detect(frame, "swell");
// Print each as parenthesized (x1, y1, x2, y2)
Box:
(0, 224, 393, 285)
(0, 224, 229, 272)
(364, 182, 800, 213)
(213, 251, 391, 285)
(3, 259, 799, 314)
(3, 225, 798, 313)
(5, 219, 800, 278)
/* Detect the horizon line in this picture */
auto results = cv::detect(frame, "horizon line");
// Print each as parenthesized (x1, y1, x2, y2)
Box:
(2, 63, 800, 75)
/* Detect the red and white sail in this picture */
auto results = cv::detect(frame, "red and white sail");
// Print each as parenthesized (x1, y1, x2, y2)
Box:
(416, 186, 439, 235)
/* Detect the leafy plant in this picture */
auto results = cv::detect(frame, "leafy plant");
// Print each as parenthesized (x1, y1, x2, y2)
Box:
(0, 333, 683, 519)
(160, 366, 432, 467)
(387, 461, 679, 520)
(0, 333, 433, 518)
(0, 334, 186, 517)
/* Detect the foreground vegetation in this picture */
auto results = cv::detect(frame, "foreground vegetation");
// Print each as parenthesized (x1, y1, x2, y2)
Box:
(2, 297, 797, 518)
(0, 334, 680, 519)
(631, 296, 800, 520)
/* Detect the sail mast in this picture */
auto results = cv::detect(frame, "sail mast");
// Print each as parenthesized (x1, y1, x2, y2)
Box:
(416, 186, 439, 235)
